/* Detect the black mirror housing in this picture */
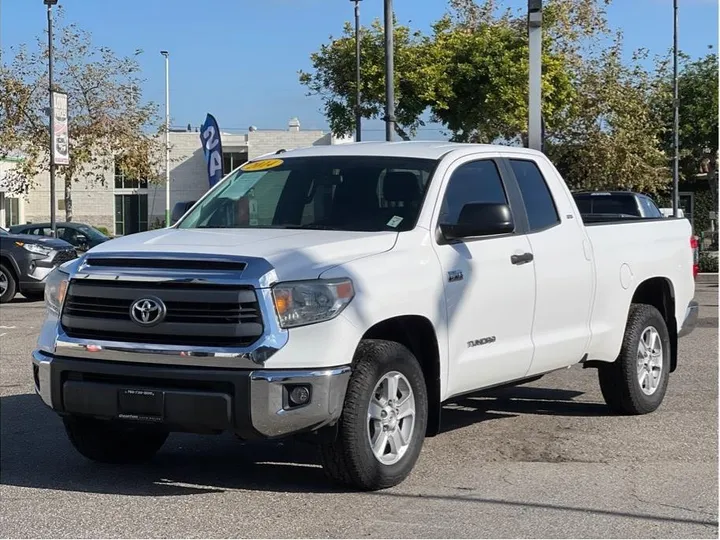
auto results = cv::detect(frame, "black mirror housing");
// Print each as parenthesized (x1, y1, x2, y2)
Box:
(439, 202, 514, 242)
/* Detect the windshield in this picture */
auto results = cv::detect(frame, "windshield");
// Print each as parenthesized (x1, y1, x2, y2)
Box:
(77, 225, 108, 240)
(0, 226, 7, 236)
(177, 156, 437, 232)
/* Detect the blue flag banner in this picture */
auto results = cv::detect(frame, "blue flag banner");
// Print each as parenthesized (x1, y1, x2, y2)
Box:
(199, 113, 224, 188)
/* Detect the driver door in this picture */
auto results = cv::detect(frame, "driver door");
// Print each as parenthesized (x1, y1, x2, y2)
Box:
(432, 158, 537, 398)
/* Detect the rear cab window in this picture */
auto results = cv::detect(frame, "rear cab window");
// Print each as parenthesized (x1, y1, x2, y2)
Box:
(509, 159, 560, 232)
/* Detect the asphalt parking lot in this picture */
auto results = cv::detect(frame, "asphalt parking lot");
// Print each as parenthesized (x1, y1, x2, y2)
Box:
(1, 277, 717, 538)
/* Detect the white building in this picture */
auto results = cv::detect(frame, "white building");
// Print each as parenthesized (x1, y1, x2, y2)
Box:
(1, 119, 351, 234)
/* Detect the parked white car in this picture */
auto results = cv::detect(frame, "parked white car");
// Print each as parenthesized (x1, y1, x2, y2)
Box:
(33, 142, 698, 490)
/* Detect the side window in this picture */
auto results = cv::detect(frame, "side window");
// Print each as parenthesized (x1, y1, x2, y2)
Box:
(439, 160, 508, 225)
(640, 196, 662, 218)
(510, 159, 560, 231)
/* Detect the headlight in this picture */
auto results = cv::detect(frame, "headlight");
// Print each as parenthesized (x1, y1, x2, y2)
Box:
(15, 242, 52, 257)
(272, 279, 354, 328)
(45, 267, 69, 315)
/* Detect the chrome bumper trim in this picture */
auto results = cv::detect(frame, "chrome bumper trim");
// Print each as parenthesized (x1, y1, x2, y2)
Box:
(250, 367, 351, 438)
(32, 350, 53, 408)
(678, 300, 699, 338)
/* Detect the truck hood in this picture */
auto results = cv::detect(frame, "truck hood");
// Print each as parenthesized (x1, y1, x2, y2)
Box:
(86, 228, 398, 281)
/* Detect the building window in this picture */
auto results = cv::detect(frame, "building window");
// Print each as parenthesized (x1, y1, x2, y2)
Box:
(115, 194, 148, 236)
(223, 151, 248, 175)
(3, 195, 20, 227)
(114, 163, 148, 189)
(679, 192, 695, 230)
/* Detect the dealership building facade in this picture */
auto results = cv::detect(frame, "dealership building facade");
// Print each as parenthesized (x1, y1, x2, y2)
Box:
(0, 119, 349, 234)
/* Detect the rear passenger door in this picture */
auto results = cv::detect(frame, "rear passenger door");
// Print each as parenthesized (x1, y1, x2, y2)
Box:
(505, 158, 594, 375)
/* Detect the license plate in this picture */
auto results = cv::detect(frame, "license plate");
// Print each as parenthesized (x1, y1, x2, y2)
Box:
(118, 388, 164, 421)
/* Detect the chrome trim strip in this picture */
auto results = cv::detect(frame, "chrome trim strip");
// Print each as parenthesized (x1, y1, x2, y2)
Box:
(678, 300, 699, 338)
(249, 366, 351, 438)
(31, 350, 53, 408)
(52, 253, 288, 368)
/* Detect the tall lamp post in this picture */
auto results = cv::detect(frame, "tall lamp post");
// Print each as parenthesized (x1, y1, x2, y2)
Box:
(45, 0, 58, 237)
(527, 0, 543, 152)
(383, 0, 394, 142)
(160, 51, 170, 227)
(351, 0, 363, 142)
(672, 0, 680, 217)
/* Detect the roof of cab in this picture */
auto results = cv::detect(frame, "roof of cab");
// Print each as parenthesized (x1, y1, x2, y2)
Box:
(257, 141, 544, 161)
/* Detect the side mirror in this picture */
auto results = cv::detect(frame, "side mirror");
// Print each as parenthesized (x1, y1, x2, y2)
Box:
(439, 202, 514, 242)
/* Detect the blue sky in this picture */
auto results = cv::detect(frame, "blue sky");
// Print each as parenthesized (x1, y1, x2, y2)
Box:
(1, 0, 717, 140)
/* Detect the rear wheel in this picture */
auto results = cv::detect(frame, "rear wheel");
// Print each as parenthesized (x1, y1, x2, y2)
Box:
(64, 416, 168, 464)
(598, 304, 671, 415)
(0, 264, 17, 304)
(320, 339, 428, 491)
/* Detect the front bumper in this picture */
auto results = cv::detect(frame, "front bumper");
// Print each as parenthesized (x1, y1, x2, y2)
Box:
(32, 350, 350, 439)
(18, 249, 77, 292)
(678, 300, 699, 338)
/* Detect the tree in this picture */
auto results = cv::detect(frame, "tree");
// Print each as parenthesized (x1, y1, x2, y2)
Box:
(657, 51, 718, 184)
(299, 19, 434, 140)
(0, 15, 162, 221)
(545, 38, 670, 194)
(299, 0, 610, 143)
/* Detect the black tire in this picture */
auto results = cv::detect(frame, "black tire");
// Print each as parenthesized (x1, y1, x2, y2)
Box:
(64, 416, 168, 464)
(21, 290, 45, 302)
(0, 264, 17, 304)
(320, 339, 428, 491)
(598, 304, 671, 415)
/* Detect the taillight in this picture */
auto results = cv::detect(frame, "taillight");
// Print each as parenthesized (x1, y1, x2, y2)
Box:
(690, 235, 699, 279)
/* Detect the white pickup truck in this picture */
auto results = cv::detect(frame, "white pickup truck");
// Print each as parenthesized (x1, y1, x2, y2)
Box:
(33, 142, 699, 491)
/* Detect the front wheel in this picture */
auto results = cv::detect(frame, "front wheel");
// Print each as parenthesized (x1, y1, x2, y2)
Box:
(320, 339, 428, 491)
(0, 264, 17, 304)
(64, 416, 169, 464)
(598, 304, 671, 415)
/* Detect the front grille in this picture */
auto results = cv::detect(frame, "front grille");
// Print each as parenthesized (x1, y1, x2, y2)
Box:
(53, 249, 78, 265)
(61, 280, 264, 347)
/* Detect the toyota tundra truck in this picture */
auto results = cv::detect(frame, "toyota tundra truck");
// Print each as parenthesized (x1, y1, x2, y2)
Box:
(32, 142, 698, 491)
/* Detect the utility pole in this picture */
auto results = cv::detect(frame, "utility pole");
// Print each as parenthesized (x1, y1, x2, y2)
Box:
(161, 51, 170, 226)
(528, 0, 543, 152)
(383, 0, 395, 142)
(45, 0, 58, 237)
(672, 0, 680, 217)
(352, 0, 363, 142)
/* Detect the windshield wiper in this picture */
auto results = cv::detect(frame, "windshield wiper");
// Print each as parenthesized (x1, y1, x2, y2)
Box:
(279, 224, 338, 230)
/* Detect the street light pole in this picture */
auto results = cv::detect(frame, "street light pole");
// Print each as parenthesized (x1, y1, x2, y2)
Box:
(352, 0, 362, 142)
(45, 0, 58, 238)
(528, 0, 543, 152)
(161, 51, 170, 227)
(383, 0, 395, 142)
(672, 0, 680, 217)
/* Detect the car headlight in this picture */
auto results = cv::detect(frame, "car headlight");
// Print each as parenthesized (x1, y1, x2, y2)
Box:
(45, 267, 69, 315)
(15, 242, 52, 257)
(272, 279, 354, 328)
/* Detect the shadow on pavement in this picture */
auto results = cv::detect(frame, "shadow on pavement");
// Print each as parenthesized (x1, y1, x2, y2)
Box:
(439, 385, 609, 434)
(0, 392, 337, 497)
(2, 384, 611, 498)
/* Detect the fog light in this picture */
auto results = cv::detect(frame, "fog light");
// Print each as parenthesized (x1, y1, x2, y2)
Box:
(289, 385, 311, 406)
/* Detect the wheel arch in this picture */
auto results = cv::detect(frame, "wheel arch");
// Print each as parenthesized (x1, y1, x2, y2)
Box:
(360, 315, 442, 437)
(629, 276, 678, 372)
(0, 253, 20, 283)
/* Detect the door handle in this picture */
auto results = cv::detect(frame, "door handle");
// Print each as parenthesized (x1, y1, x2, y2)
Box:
(511, 252, 534, 265)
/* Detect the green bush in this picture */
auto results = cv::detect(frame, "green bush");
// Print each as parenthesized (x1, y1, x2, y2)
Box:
(699, 253, 719, 273)
(95, 226, 110, 236)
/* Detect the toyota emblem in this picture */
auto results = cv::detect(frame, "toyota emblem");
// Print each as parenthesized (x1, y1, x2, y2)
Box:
(129, 297, 166, 327)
